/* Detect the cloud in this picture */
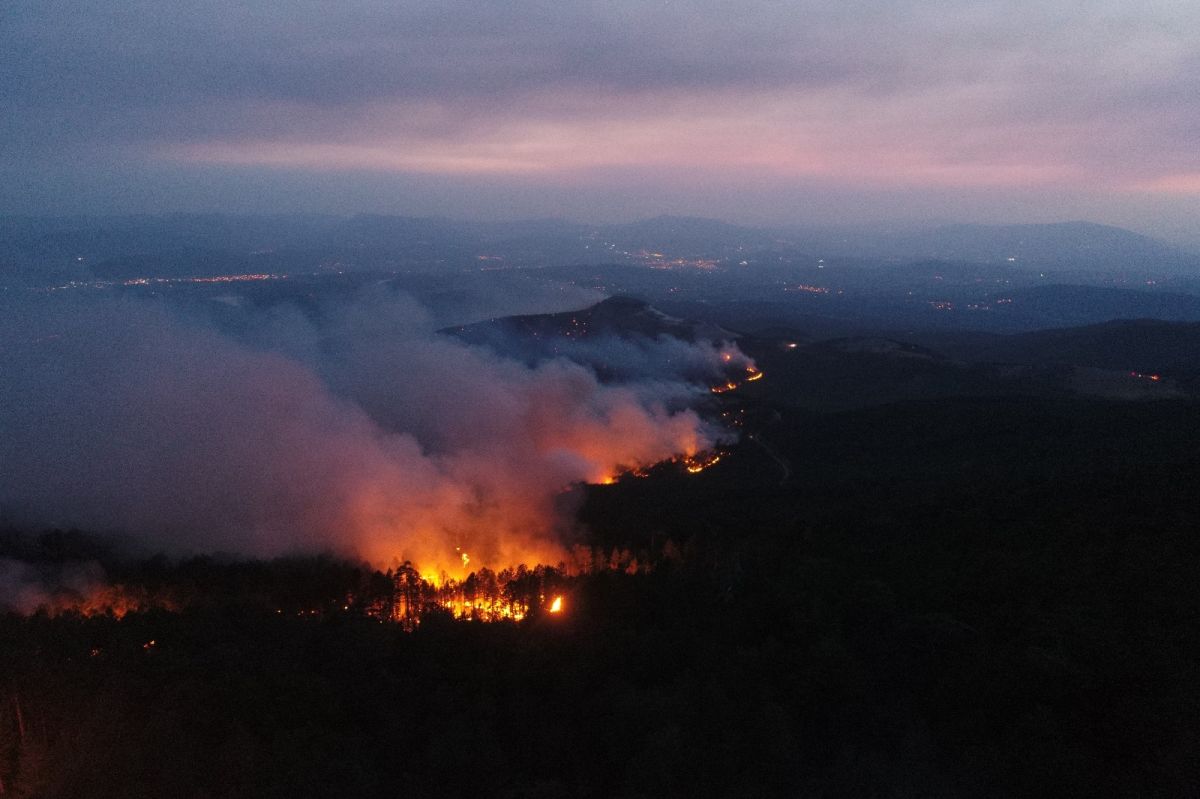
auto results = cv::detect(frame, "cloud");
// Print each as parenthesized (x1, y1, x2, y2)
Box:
(2, 0, 1197, 227)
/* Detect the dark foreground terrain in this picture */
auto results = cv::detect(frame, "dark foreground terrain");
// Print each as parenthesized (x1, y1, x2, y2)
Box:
(3, 385, 1198, 797)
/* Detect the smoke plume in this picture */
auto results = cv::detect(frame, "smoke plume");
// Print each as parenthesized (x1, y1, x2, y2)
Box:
(0, 287, 737, 578)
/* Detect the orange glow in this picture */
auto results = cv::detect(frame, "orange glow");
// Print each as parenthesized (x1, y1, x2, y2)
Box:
(710, 363, 763, 393)
(381, 561, 575, 627)
(17, 583, 170, 619)
(682, 451, 722, 474)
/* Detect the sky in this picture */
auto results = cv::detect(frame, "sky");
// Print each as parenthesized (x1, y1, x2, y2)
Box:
(3, 0, 1199, 242)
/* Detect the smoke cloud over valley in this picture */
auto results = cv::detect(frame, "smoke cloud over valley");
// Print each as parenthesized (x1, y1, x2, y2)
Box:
(0, 287, 736, 578)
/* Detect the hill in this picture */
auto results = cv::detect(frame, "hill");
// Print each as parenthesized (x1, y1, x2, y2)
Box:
(445, 295, 739, 351)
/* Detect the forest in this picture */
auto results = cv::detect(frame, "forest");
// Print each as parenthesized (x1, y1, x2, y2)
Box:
(2, 389, 1198, 797)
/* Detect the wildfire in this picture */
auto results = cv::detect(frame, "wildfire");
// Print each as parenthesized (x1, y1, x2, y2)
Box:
(6, 583, 167, 619)
(590, 446, 727, 484)
(710, 365, 763, 393)
(682, 451, 722, 473)
(382, 562, 569, 628)
(4, 538, 701, 641)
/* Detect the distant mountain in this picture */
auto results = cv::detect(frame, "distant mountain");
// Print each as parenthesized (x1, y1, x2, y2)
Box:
(969, 319, 1200, 373)
(794, 221, 1200, 274)
(914, 221, 1198, 272)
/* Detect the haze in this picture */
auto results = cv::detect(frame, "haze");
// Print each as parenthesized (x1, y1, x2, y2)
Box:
(3, 0, 1198, 245)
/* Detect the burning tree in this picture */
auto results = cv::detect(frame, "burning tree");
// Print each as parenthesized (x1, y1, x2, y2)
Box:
(380, 562, 568, 629)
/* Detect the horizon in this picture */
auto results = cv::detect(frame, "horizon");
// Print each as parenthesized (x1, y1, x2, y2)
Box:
(4, 210, 1197, 253)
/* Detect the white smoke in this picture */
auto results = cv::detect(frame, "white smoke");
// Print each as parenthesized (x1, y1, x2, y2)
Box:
(0, 287, 740, 577)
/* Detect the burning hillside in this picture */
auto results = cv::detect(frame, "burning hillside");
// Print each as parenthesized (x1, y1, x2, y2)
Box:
(0, 534, 683, 633)
(1, 291, 758, 592)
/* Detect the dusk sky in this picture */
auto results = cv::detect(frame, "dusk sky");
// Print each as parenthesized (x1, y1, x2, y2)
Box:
(4, 0, 1198, 243)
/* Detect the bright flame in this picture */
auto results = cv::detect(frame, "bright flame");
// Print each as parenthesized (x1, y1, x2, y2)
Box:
(383, 562, 577, 627)
(710, 372, 763, 392)
(682, 451, 723, 474)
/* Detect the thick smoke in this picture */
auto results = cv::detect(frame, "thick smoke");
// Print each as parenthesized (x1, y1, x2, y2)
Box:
(1, 288, 736, 578)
